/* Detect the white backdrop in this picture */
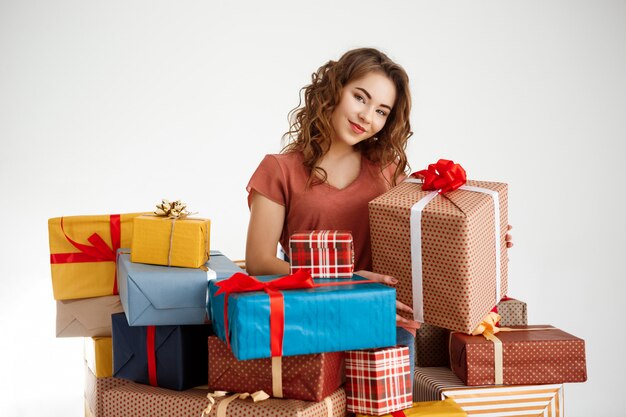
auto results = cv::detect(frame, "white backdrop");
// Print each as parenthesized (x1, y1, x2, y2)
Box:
(1, 1, 624, 416)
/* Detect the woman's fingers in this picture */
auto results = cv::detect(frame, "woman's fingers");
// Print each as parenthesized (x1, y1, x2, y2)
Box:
(354, 270, 398, 285)
(396, 314, 421, 329)
(396, 300, 413, 313)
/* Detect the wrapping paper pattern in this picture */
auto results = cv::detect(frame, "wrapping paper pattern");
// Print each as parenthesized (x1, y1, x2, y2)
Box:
(415, 298, 527, 367)
(56, 295, 124, 337)
(449, 325, 587, 385)
(369, 180, 508, 333)
(346, 347, 412, 416)
(84, 364, 131, 417)
(85, 337, 113, 378)
(356, 398, 466, 417)
(209, 275, 396, 360)
(49, 213, 146, 300)
(496, 298, 527, 327)
(289, 231, 354, 278)
(130, 214, 210, 268)
(208, 336, 345, 402)
(414, 367, 564, 417)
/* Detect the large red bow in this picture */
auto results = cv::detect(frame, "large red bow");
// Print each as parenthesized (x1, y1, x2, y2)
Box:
(50, 215, 121, 294)
(411, 159, 467, 193)
(215, 269, 315, 357)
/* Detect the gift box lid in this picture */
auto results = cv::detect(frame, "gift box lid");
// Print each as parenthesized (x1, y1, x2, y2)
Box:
(290, 230, 353, 249)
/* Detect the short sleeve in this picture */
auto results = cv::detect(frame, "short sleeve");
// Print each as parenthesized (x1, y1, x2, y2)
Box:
(246, 155, 287, 208)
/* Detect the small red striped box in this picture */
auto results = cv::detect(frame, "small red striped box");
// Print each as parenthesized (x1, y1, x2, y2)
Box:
(345, 346, 412, 416)
(289, 230, 354, 278)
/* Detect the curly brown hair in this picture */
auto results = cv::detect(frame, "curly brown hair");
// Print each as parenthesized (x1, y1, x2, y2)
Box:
(282, 48, 412, 186)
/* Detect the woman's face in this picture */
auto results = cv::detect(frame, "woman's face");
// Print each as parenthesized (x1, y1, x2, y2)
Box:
(330, 71, 396, 147)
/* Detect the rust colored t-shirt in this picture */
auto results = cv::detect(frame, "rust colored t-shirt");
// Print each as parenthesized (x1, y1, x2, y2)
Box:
(247, 151, 398, 271)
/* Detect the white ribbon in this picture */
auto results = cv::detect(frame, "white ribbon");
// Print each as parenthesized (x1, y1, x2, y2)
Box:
(405, 178, 501, 323)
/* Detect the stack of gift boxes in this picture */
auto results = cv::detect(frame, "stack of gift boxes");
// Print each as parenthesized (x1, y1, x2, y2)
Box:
(368, 160, 587, 415)
(49, 160, 587, 417)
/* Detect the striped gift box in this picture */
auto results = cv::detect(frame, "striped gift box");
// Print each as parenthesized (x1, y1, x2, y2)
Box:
(289, 231, 354, 278)
(414, 367, 564, 416)
(346, 347, 412, 416)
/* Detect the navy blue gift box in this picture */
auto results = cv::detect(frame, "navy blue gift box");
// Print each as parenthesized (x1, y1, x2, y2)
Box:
(111, 312, 211, 390)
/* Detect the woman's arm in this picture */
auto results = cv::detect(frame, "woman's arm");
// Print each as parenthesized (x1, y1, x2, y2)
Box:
(245, 191, 290, 276)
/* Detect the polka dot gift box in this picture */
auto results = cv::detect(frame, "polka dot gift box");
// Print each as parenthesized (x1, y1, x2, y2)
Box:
(449, 324, 587, 386)
(85, 362, 348, 417)
(369, 160, 508, 334)
(208, 336, 345, 402)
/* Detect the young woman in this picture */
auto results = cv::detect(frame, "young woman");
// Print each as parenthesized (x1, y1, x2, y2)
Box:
(244, 48, 421, 374)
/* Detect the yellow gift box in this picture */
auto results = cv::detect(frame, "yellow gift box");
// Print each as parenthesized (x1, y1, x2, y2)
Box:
(84, 337, 113, 378)
(49, 213, 146, 300)
(130, 214, 211, 268)
(357, 399, 467, 417)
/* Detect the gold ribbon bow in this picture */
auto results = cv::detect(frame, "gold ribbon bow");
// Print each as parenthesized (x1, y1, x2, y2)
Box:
(464, 311, 553, 385)
(201, 390, 269, 417)
(154, 199, 195, 219)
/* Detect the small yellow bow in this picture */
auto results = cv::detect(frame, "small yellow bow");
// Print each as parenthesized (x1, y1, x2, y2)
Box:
(154, 199, 195, 219)
(471, 311, 502, 337)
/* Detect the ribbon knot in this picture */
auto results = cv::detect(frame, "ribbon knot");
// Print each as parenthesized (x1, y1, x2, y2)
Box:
(411, 159, 467, 193)
(202, 390, 269, 417)
(154, 199, 196, 219)
(215, 269, 314, 357)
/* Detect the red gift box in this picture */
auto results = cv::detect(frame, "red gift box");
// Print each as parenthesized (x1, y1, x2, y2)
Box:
(449, 325, 587, 386)
(289, 230, 354, 278)
(345, 346, 412, 416)
(208, 336, 345, 402)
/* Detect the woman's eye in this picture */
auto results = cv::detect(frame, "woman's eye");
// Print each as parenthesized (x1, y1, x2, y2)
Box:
(354, 94, 365, 102)
(377, 109, 387, 116)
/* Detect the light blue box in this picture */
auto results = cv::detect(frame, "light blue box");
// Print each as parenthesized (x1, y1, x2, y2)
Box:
(117, 249, 242, 326)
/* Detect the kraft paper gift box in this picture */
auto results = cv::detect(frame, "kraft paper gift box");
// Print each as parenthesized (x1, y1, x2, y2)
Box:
(49, 213, 146, 300)
(130, 214, 211, 268)
(414, 367, 564, 417)
(56, 295, 124, 337)
(415, 297, 527, 367)
(111, 312, 211, 391)
(369, 175, 508, 334)
(208, 335, 345, 402)
(345, 346, 412, 416)
(85, 337, 113, 378)
(208, 271, 396, 360)
(289, 230, 354, 278)
(449, 324, 587, 386)
(355, 398, 466, 417)
(117, 250, 242, 326)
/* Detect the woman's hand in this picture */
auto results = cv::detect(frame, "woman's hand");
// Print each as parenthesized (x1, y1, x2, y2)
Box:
(506, 225, 513, 248)
(355, 270, 421, 330)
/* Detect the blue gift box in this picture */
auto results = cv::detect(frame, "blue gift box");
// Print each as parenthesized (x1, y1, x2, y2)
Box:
(117, 249, 242, 326)
(208, 274, 396, 360)
(111, 312, 211, 390)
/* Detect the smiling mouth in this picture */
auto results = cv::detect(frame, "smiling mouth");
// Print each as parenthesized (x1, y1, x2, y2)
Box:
(349, 121, 366, 134)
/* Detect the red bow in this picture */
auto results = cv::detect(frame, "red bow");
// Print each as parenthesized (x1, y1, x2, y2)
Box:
(50, 215, 121, 294)
(411, 159, 467, 193)
(215, 269, 314, 357)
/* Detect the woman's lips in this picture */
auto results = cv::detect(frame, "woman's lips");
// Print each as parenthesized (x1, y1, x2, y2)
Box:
(349, 121, 366, 134)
